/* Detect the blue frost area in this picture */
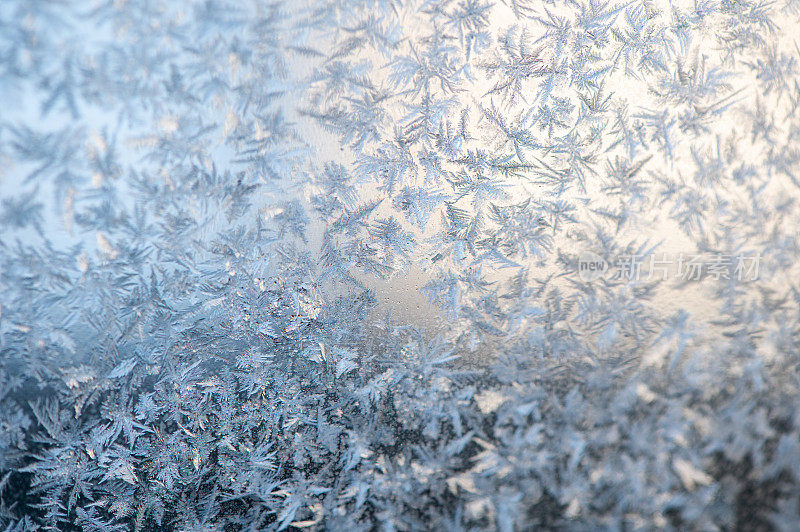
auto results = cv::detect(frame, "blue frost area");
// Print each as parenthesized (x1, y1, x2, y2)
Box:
(1, 1, 800, 530)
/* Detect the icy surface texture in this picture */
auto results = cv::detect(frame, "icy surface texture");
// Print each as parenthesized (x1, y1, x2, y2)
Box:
(1, 1, 800, 530)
